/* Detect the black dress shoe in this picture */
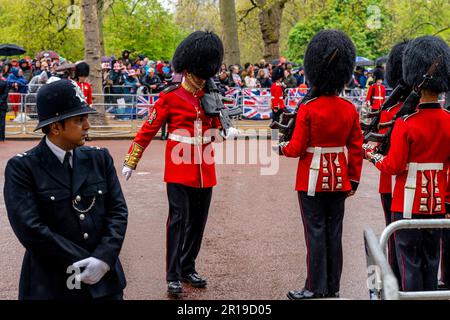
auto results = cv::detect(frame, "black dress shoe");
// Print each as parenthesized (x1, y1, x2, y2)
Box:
(167, 281, 183, 295)
(182, 273, 207, 288)
(287, 288, 325, 300)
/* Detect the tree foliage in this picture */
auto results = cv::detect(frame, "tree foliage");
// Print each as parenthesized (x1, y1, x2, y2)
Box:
(287, 0, 449, 64)
(103, 0, 186, 60)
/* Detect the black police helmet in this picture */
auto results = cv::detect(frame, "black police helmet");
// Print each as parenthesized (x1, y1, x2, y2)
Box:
(34, 79, 97, 131)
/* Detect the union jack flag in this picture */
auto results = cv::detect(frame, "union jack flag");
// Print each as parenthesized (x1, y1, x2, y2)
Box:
(285, 88, 307, 112)
(242, 89, 272, 120)
(136, 94, 159, 118)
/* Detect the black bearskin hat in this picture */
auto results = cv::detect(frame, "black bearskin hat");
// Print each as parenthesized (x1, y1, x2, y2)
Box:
(303, 29, 355, 94)
(272, 66, 284, 82)
(385, 41, 409, 88)
(172, 31, 224, 80)
(403, 35, 450, 93)
(75, 61, 90, 78)
(373, 67, 384, 82)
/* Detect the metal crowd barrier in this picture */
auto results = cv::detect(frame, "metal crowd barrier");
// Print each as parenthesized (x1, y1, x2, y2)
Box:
(365, 219, 450, 300)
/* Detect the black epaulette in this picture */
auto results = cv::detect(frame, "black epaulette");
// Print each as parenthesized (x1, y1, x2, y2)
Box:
(81, 145, 105, 152)
(163, 84, 180, 94)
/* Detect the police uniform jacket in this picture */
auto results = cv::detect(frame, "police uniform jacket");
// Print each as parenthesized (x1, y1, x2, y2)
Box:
(3, 138, 128, 299)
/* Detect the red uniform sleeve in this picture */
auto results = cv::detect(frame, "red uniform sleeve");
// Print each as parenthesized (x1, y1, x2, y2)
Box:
(346, 110, 364, 183)
(375, 118, 410, 175)
(381, 85, 386, 104)
(366, 85, 373, 103)
(124, 92, 169, 169)
(87, 84, 92, 106)
(281, 106, 309, 158)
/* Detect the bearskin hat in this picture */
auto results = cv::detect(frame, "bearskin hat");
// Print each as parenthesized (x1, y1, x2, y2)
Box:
(172, 31, 224, 80)
(385, 41, 409, 88)
(303, 29, 355, 94)
(272, 66, 284, 82)
(373, 67, 384, 82)
(402, 35, 450, 93)
(75, 61, 90, 78)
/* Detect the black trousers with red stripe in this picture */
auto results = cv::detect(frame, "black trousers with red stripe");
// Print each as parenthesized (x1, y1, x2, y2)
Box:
(392, 212, 444, 291)
(166, 183, 212, 282)
(298, 191, 346, 295)
(380, 193, 401, 282)
(441, 203, 450, 286)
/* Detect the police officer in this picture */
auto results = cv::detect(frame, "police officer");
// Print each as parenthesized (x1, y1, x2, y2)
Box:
(122, 31, 238, 296)
(3, 79, 128, 299)
(277, 29, 363, 299)
(366, 36, 450, 291)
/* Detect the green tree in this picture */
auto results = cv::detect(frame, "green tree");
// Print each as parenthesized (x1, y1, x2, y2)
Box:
(287, 0, 391, 63)
(102, 0, 186, 61)
(0, 0, 85, 62)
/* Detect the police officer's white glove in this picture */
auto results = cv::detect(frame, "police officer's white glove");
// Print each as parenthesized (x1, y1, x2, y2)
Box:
(72, 257, 110, 285)
(221, 127, 240, 140)
(122, 165, 133, 181)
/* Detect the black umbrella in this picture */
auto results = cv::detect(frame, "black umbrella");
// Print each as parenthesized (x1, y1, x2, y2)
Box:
(375, 55, 388, 67)
(0, 43, 26, 56)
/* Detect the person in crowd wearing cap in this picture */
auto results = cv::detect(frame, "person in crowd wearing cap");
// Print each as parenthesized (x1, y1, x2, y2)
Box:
(122, 31, 238, 296)
(75, 62, 93, 106)
(365, 36, 450, 292)
(142, 67, 162, 94)
(276, 29, 363, 299)
(365, 67, 386, 111)
(19, 59, 33, 83)
(3, 79, 128, 300)
(270, 66, 286, 125)
(0, 67, 8, 142)
(121, 50, 131, 66)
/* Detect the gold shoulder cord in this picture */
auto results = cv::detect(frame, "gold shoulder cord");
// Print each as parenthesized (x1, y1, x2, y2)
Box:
(181, 73, 205, 97)
(124, 142, 144, 170)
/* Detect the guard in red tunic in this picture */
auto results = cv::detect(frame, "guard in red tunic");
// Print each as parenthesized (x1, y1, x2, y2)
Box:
(75, 62, 93, 106)
(440, 167, 450, 288)
(371, 41, 410, 282)
(366, 68, 386, 111)
(366, 36, 450, 291)
(121, 31, 237, 296)
(270, 67, 286, 124)
(277, 29, 363, 299)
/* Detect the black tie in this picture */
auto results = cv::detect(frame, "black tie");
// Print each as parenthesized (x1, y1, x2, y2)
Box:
(63, 152, 72, 184)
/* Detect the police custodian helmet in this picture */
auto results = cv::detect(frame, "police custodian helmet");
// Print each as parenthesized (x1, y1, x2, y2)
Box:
(34, 79, 97, 131)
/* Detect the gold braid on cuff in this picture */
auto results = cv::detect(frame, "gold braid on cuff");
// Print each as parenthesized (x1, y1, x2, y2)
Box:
(124, 142, 144, 170)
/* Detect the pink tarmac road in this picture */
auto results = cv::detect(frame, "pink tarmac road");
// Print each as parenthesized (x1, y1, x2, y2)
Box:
(0, 139, 386, 300)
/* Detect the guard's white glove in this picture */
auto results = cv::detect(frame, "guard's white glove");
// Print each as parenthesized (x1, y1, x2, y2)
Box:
(72, 257, 110, 285)
(221, 127, 241, 140)
(122, 165, 133, 181)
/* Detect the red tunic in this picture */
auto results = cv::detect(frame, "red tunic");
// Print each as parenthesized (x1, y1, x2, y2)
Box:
(270, 82, 285, 110)
(125, 85, 221, 188)
(366, 84, 386, 110)
(377, 102, 403, 194)
(374, 103, 450, 215)
(76, 81, 93, 106)
(281, 95, 363, 192)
